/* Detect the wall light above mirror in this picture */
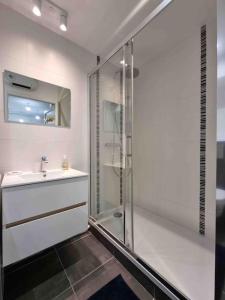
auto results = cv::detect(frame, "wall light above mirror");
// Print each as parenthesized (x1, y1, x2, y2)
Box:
(3, 70, 71, 128)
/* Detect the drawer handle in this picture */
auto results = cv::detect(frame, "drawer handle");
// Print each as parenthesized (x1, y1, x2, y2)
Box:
(5, 202, 87, 229)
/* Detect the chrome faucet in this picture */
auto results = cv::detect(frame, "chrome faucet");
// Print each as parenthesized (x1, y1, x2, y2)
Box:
(40, 156, 48, 176)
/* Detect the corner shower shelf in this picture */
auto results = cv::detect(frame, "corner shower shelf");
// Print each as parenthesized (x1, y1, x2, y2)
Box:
(103, 162, 125, 169)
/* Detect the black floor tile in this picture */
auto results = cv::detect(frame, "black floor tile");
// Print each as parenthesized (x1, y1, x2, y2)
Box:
(4, 247, 54, 277)
(3, 231, 170, 300)
(56, 234, 112, 285)
(54, 288, 78, 300)
(55, 231, 91, 250)
(73, 258, 153, 300)
(4, 250, 70, 300)
(90, 225, 155, 297)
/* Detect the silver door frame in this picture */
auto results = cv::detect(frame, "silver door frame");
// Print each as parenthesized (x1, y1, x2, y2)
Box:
(88, 0, 173, 77)
(88, 0, 173, 236)
(216, 0, 225, 299)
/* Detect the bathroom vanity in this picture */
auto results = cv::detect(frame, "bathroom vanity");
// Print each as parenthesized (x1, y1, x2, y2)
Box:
(1, 168, 88, 266)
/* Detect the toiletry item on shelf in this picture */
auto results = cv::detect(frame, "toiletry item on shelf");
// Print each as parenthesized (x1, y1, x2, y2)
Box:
(62, 155, 69, 170)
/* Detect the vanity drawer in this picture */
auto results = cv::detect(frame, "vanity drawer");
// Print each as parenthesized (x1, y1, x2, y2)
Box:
(2, 176, 88, 225)
(3, 204, 88, 267)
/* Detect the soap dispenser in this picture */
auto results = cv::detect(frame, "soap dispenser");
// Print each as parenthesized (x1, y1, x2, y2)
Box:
(62, 155, 69, 170)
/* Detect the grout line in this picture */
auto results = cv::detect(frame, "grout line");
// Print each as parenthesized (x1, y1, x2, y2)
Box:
(57, 232, 91, 250)
(73, 256, 115, 287)
(70, 231, 92, 244)
(55, 231, 114, 297)
(54, 247, 79, 299)
(53, 286, 73, 300)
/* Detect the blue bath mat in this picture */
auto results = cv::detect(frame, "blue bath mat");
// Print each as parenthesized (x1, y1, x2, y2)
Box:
(88, 274, 140, 300)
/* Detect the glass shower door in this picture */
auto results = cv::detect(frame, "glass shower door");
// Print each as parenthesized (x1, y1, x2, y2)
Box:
(89, 43, 133, 248)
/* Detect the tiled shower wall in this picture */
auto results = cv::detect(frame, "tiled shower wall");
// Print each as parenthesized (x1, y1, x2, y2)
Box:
(133, 19, 216, 239)
(0, 4, 94, 175)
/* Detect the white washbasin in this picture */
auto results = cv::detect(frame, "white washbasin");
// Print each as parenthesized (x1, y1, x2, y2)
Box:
(1, 168, 88, 188)
(19, 173, 47, 181)
(20, 170, 64, 181)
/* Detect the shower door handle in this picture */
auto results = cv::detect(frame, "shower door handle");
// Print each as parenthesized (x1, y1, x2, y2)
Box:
(126, 153, 132, 169)
(125, 134, 132, 168)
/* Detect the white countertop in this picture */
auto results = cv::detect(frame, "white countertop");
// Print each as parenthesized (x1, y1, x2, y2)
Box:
(1, 168, 88, 188)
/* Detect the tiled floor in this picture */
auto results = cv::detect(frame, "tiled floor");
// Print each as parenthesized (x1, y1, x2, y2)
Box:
(4, 231, 153, 300)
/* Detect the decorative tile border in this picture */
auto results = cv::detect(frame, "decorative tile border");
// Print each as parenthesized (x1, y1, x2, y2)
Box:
(96, 58, 100, 215)
(119, 71, 123, 207)
(199, 25, 207, 235)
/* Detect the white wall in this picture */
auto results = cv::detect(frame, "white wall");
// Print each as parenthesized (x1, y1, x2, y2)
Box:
(133, 20, 216, 238)
(0, 4, 94, 174)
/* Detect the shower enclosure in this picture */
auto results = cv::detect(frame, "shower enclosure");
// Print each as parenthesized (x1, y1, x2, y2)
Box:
(89, 1, 216, 299)
(89, 42, 134, 248)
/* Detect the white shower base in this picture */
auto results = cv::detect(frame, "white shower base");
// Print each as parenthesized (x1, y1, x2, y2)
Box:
(98, 205, 214, 300)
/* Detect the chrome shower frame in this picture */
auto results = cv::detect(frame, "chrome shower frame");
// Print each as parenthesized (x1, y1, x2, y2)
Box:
(87, 1, 185, 299)
(88, 0, 173, 77)
(88, 0, 173, 238)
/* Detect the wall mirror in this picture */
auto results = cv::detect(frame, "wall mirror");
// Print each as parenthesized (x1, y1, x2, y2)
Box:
(3, 70, 71, 127)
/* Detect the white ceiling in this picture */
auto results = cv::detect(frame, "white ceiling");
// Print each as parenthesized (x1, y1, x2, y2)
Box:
(0, 0, 217, 69)
(0, 0, 163, 57)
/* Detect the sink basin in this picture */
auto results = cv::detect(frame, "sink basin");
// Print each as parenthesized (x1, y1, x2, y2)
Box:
(20, 173, 47, 181)
(1, 168, 88, 188)
(20, 170, 64, 181)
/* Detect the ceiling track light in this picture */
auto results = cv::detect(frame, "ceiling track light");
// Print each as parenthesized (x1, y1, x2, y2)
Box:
(31, 0, 68, 32)
(32, 0, 42, 17)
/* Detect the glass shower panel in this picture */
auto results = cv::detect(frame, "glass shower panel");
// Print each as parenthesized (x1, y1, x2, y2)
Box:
(90, 1, 216, 299)
(132, 2, 216, 300)
(90, 46, 133, 246)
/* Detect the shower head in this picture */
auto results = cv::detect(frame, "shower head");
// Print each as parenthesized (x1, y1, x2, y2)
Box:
(118, 65, 140, 79)
(126, 65, 140, 79)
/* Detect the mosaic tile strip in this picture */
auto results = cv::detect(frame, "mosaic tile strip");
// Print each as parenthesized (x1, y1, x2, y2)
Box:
(199, 25, 207, 235)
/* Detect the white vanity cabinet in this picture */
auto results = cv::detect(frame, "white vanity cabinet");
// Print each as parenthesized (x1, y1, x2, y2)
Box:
(1, 169, 88, 267)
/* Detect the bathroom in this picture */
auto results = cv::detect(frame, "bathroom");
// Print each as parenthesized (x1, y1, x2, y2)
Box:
(0, 0, 223, 299)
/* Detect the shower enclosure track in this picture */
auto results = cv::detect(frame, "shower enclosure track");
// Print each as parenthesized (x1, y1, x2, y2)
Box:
(88, 0, 173, 76)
